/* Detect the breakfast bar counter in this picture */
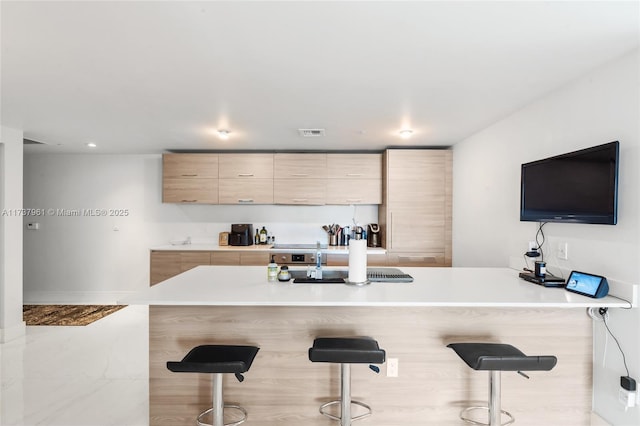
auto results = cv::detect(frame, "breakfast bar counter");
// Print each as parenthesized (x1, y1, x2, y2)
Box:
(128, 266, 635, 426)
(129, 265, 630, 308)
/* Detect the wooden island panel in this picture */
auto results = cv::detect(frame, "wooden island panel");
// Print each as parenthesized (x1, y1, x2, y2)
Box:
(150, 305, 592, 426)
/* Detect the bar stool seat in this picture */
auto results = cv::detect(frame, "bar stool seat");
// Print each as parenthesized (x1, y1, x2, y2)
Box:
(309, 337, 385, 426)
(167, 345, 259, 426)
(447, 343, 557, 426)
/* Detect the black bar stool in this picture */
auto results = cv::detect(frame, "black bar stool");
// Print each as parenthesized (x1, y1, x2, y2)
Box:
(309, 337, 386, 426)
(447, 342, 557, 426)
(167, 345, 259, 426)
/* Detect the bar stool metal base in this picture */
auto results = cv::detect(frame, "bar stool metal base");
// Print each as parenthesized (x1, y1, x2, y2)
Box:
(197, 405, 247, 426)
(319, 400, 372, 423)
(195, 372, 248, 426)
(318, 363, 372, 426)
(459, 370, 515, 426)
(460, 406, 515, 426)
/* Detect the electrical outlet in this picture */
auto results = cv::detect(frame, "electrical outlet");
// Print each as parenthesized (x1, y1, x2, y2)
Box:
(557, 242, 569, 260)
(619, 388, 636, 408)
(620, 376, 637, 408)
(387, 358, 399, 377)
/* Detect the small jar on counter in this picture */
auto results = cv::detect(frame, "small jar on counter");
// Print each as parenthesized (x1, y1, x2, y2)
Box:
(277, 265, 291, 282)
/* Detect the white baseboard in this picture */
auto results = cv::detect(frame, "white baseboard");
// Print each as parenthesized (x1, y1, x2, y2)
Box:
(24, 291, 138, 305)
(591, 412, 612, 426)
(0, 321, 26, 343)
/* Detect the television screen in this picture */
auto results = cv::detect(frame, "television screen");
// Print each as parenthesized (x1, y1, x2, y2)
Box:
(520, 141, 619, 225)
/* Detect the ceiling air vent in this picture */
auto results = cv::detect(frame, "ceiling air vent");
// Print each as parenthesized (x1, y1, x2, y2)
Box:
(298, 128, 326, 137)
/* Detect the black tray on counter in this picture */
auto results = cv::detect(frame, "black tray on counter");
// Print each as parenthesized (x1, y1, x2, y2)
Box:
(290, 268, 413, 284)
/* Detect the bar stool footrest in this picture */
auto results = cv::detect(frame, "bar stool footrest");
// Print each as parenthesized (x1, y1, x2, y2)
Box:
(460, 406, 514, 426)
(197, 404, 248, 426)
(319, 400, 372, 422)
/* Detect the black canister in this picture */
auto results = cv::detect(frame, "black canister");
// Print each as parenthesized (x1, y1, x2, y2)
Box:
(534, 261, 546, 278)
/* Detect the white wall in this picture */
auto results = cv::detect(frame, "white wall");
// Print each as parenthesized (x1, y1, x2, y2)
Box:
(453, 50, 639, 425)
(0, 125, 25, 342)
(22, 154, 377, 302)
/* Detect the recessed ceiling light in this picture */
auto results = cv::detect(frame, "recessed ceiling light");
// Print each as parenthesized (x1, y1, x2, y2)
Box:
(217, 130, 230, 140)
(399, 129, 413, 139)
(86, 142, 97, 148)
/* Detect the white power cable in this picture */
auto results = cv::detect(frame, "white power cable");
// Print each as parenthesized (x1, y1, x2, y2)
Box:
(586, 308, 609, 368)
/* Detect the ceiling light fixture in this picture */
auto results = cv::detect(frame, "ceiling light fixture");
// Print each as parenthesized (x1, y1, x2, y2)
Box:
(399, 129, 413, 139)
(86, 142, 97, 148)
(217, 130, 230, 140)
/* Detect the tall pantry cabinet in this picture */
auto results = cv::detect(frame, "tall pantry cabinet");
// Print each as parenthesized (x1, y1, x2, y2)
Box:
(379, 149, 452, 266)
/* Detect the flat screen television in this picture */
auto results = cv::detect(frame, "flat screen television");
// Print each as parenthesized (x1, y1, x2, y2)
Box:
(520, 141, 619, 225)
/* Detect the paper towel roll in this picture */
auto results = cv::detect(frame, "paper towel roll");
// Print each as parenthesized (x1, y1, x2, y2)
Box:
(348, 239, 368, 284)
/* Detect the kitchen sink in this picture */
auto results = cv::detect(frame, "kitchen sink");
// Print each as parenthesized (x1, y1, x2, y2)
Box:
(287, 268, 413, 284)
(290, 270, 348, 283)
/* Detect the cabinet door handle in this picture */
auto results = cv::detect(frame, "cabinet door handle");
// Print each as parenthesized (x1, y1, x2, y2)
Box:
(181, 199, 197, 203)
(237, 173, 254, 177)
(238, 199, 254, 203)
(292, 198, 308, 202)
(346, 199, 362, 203)
(181, 174, 198, 177)
(390, 212, 394, 250)
(346, 173, 363, 177)
(291, 173, 309, 177)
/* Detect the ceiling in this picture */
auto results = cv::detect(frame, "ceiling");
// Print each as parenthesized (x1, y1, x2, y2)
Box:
(2, 1, 639, 154)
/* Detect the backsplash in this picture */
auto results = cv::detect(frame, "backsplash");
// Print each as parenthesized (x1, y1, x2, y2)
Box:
(165, 217, 379, 247)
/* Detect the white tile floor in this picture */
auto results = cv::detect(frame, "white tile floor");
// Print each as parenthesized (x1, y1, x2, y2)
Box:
(0, 305, 148, 426)
(0, 305, 612, 426)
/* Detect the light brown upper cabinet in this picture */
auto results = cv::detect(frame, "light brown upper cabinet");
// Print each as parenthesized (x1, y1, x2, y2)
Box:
(379, 149, 452, 266)
(162, 152, 384, 205)
(326, 153, 382, 204)
(162, 154, 219, 203)
(274, 153, 327, 205)
(218, 154, 274, 204)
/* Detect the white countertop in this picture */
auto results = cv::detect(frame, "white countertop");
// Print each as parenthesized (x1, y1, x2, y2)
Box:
(124, 266, 633, 308)
(151, 244, 387, 255)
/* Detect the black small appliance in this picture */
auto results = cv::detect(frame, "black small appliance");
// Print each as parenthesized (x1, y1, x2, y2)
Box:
(229, 224, 253, 246)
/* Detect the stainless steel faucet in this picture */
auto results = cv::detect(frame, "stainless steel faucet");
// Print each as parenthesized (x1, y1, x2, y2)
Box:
(315, 241, 323, 279)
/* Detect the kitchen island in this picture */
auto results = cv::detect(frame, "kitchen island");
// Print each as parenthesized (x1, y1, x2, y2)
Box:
(149, 244, 388, 284)
(127, 266, 634, 426)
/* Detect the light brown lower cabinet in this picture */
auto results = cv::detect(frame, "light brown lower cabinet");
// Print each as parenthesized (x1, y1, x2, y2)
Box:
(211, 251, 269, 265)
(150, 252, 182, 285)
(239, 252, 270, 265)
(386, 252, 445, 267)
(180, 252, 211, 272)
(151, 250, 271, 285)
(210, 251, 241, 265)
(150, 251, 212, 285)
(325, 253, 388, 267)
